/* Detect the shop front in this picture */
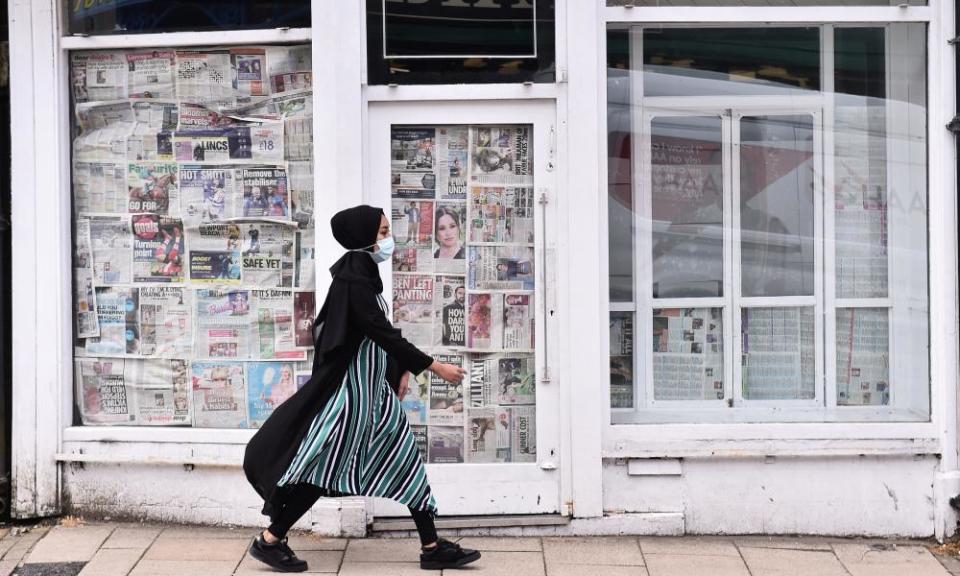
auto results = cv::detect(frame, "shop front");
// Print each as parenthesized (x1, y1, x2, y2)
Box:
(7, 0, 959, 538)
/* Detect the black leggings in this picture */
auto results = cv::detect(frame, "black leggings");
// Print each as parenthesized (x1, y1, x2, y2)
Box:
(267, 483, 438, 546)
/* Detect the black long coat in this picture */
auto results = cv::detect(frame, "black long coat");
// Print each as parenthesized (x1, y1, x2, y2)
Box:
(243, 278, 433, 517)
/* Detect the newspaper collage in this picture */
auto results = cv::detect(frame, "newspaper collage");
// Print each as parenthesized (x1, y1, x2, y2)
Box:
(836, 308, 890, 406)
(652, 308, 724, 401)
(391, 125, 536, 464)
(741, 307, 816, 401)
(71, 45, 316, 428)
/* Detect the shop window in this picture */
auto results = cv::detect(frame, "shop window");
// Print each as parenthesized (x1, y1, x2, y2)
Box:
(66, 1, 310, 35)
(71, 45, 316, 428)
(608, 0, 924, 5)
(366, 0, 555, 85)
(606, 24, 929, 423)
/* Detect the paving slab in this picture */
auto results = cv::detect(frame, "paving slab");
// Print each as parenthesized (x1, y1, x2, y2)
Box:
(644, 554, 751, 576)
(463, 537, 542, 552)
(445, 551, 545, 576)
(24, 526, 113, 564)
(933, 553, 960, 576)
(2, 527, 50, 561)
(127, 559, 240, 576)
(547, 565, 648, 576)
(833, 543, 951, 576)
(100, 527, 161, 550)
(640, 537, 740, 557)
(739, 547, 849, 576)
(734, 536, 834, 551)
(287, 534, 348, 551)
(234, 550, 343, 574)
(155, 527, 251, 540)
(544, 537, 645, 566)
(344, 538, 423, 563)
(77, 548, 145, 576)
(141, 536, 250, 562)
(336, 562, 424, 576)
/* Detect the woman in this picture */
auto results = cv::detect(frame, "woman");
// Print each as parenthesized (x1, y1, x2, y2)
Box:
(433, 206, 465, 260)
(244, 205, 480, 572)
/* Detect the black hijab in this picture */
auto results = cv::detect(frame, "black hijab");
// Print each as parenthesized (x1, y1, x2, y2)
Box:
(315, 205, 385, 355)
(328, 204, 385, 293)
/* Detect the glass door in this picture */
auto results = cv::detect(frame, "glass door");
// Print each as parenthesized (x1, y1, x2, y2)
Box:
(367, 101, 560, 517)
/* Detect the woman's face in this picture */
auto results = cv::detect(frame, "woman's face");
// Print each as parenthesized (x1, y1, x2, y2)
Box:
(374, 214, 391, 250)
(437, 214, 460, 248)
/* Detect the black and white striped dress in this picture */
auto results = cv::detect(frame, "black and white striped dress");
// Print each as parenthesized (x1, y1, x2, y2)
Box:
(277, 294, 437, 515)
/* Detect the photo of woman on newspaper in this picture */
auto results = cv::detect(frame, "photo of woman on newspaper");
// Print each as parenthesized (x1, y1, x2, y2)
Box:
(433, 204, 465, 260)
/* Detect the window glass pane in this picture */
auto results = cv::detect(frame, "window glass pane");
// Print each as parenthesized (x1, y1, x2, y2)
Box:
(608, 28, 634, 302)
(72, 45, 316, 428)
(610, 0, 924, 5)
(366, 0, 556, 85)
(836, 308, 889, 406)
(642, 27, 820, 97)
(739, 114, 816, 297)
(610, 312, 635, 408)
(741, 307, 815, 401)
(653, 308, 724, 401)
(66, 1, 310, 35)
(652, 116, 724, 298)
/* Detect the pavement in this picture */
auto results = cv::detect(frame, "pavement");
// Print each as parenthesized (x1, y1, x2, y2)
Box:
(1, 521, 960, 576)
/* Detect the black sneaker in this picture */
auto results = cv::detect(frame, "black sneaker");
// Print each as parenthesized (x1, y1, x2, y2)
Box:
(249, 534, 309, 573)
(420, 538, 481, 570)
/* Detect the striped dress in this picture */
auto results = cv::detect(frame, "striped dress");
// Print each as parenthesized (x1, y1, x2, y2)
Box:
(278, 295, 437, 515)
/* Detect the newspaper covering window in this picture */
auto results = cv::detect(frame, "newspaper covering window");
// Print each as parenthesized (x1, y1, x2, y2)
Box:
(71, 44, 315, 429)
(836, 308, 890, 406)
(652, 308, 724, 401)
(609, 313, 634, 409)
(391, 124, 537, 464)
(741, 307, 816, 400)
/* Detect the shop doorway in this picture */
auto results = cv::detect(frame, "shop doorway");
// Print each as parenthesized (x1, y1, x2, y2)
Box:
(366, 100, 561, 518)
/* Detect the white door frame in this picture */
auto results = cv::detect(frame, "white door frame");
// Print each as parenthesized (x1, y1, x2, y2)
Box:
(365, 100, 563, 516)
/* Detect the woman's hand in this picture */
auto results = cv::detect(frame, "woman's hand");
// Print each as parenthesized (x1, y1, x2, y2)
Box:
(429, 361, 466, 384)
(398, 371, 411, 399)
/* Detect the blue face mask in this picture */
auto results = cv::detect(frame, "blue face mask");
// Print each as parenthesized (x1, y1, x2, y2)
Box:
(370, 236, 395, 263)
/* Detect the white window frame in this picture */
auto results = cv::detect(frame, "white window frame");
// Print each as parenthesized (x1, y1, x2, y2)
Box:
(598, 3, 957, 460)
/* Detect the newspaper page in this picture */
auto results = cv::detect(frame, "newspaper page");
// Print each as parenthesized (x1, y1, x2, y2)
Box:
(467, 355, 498, 408)
(491, 355, 536, 405)
(469, 187, 535, 244)
(132, 215, 185, 283)
(295, 228, 316, 290)
(289, 161, 314, 228)
(433, 202, 467, 274)
(252, 289, 305, 361)
(836, 308, 890, 406)
(470, 125, 533, 186)
(126, 50, 176, 98)
(231, 47, 267, 97)
(191, 361, 248, 428)
(393, 274, 434, 347)
(466, 407, 508, 463)
(175, 50, 234, 104)
(247, 361, 297, 427)
(126, 358, 191, 426)
(502, 294, 534, 350)
(429, 353, 465, 426)
(180, 166, 240, 226)
(242, 222, 295, 287)
(128, 100, 178, 161)
(467, 245, 534, 290)
(178, 102, 240, 129)
(428, 426, 465, 464)
(411, 424, 429, 461)
(266, 45, 312, 94)
(293, 291, 316, 349)
(74, 218, 100, 338)
(89, 215, 133, 285)
(76, 358, 136, 425)
(652, 308, 724, 401)
(173, 123, 284, 165)
(401, 370, 430, 425)
(71, 52, 127, 103)
(741, 307, 815, 401)
(437, 126, 468, 200)
(509, 405, 536, 462)
(73, 162, 128, 215)
(195, 289, 252, 359)
(433, 275, 466, 348)
(127, 163, 179, 214)
(139, 286, 192, 357)
(188, 223, 243, 284)
(392, 200, 434, 273)
(609, 313, 634, 409)
(86, 287, 140, 356)
(466, 292, 500, 350)
(239, 167, 290, 219)
(391, 127, 436, 200)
